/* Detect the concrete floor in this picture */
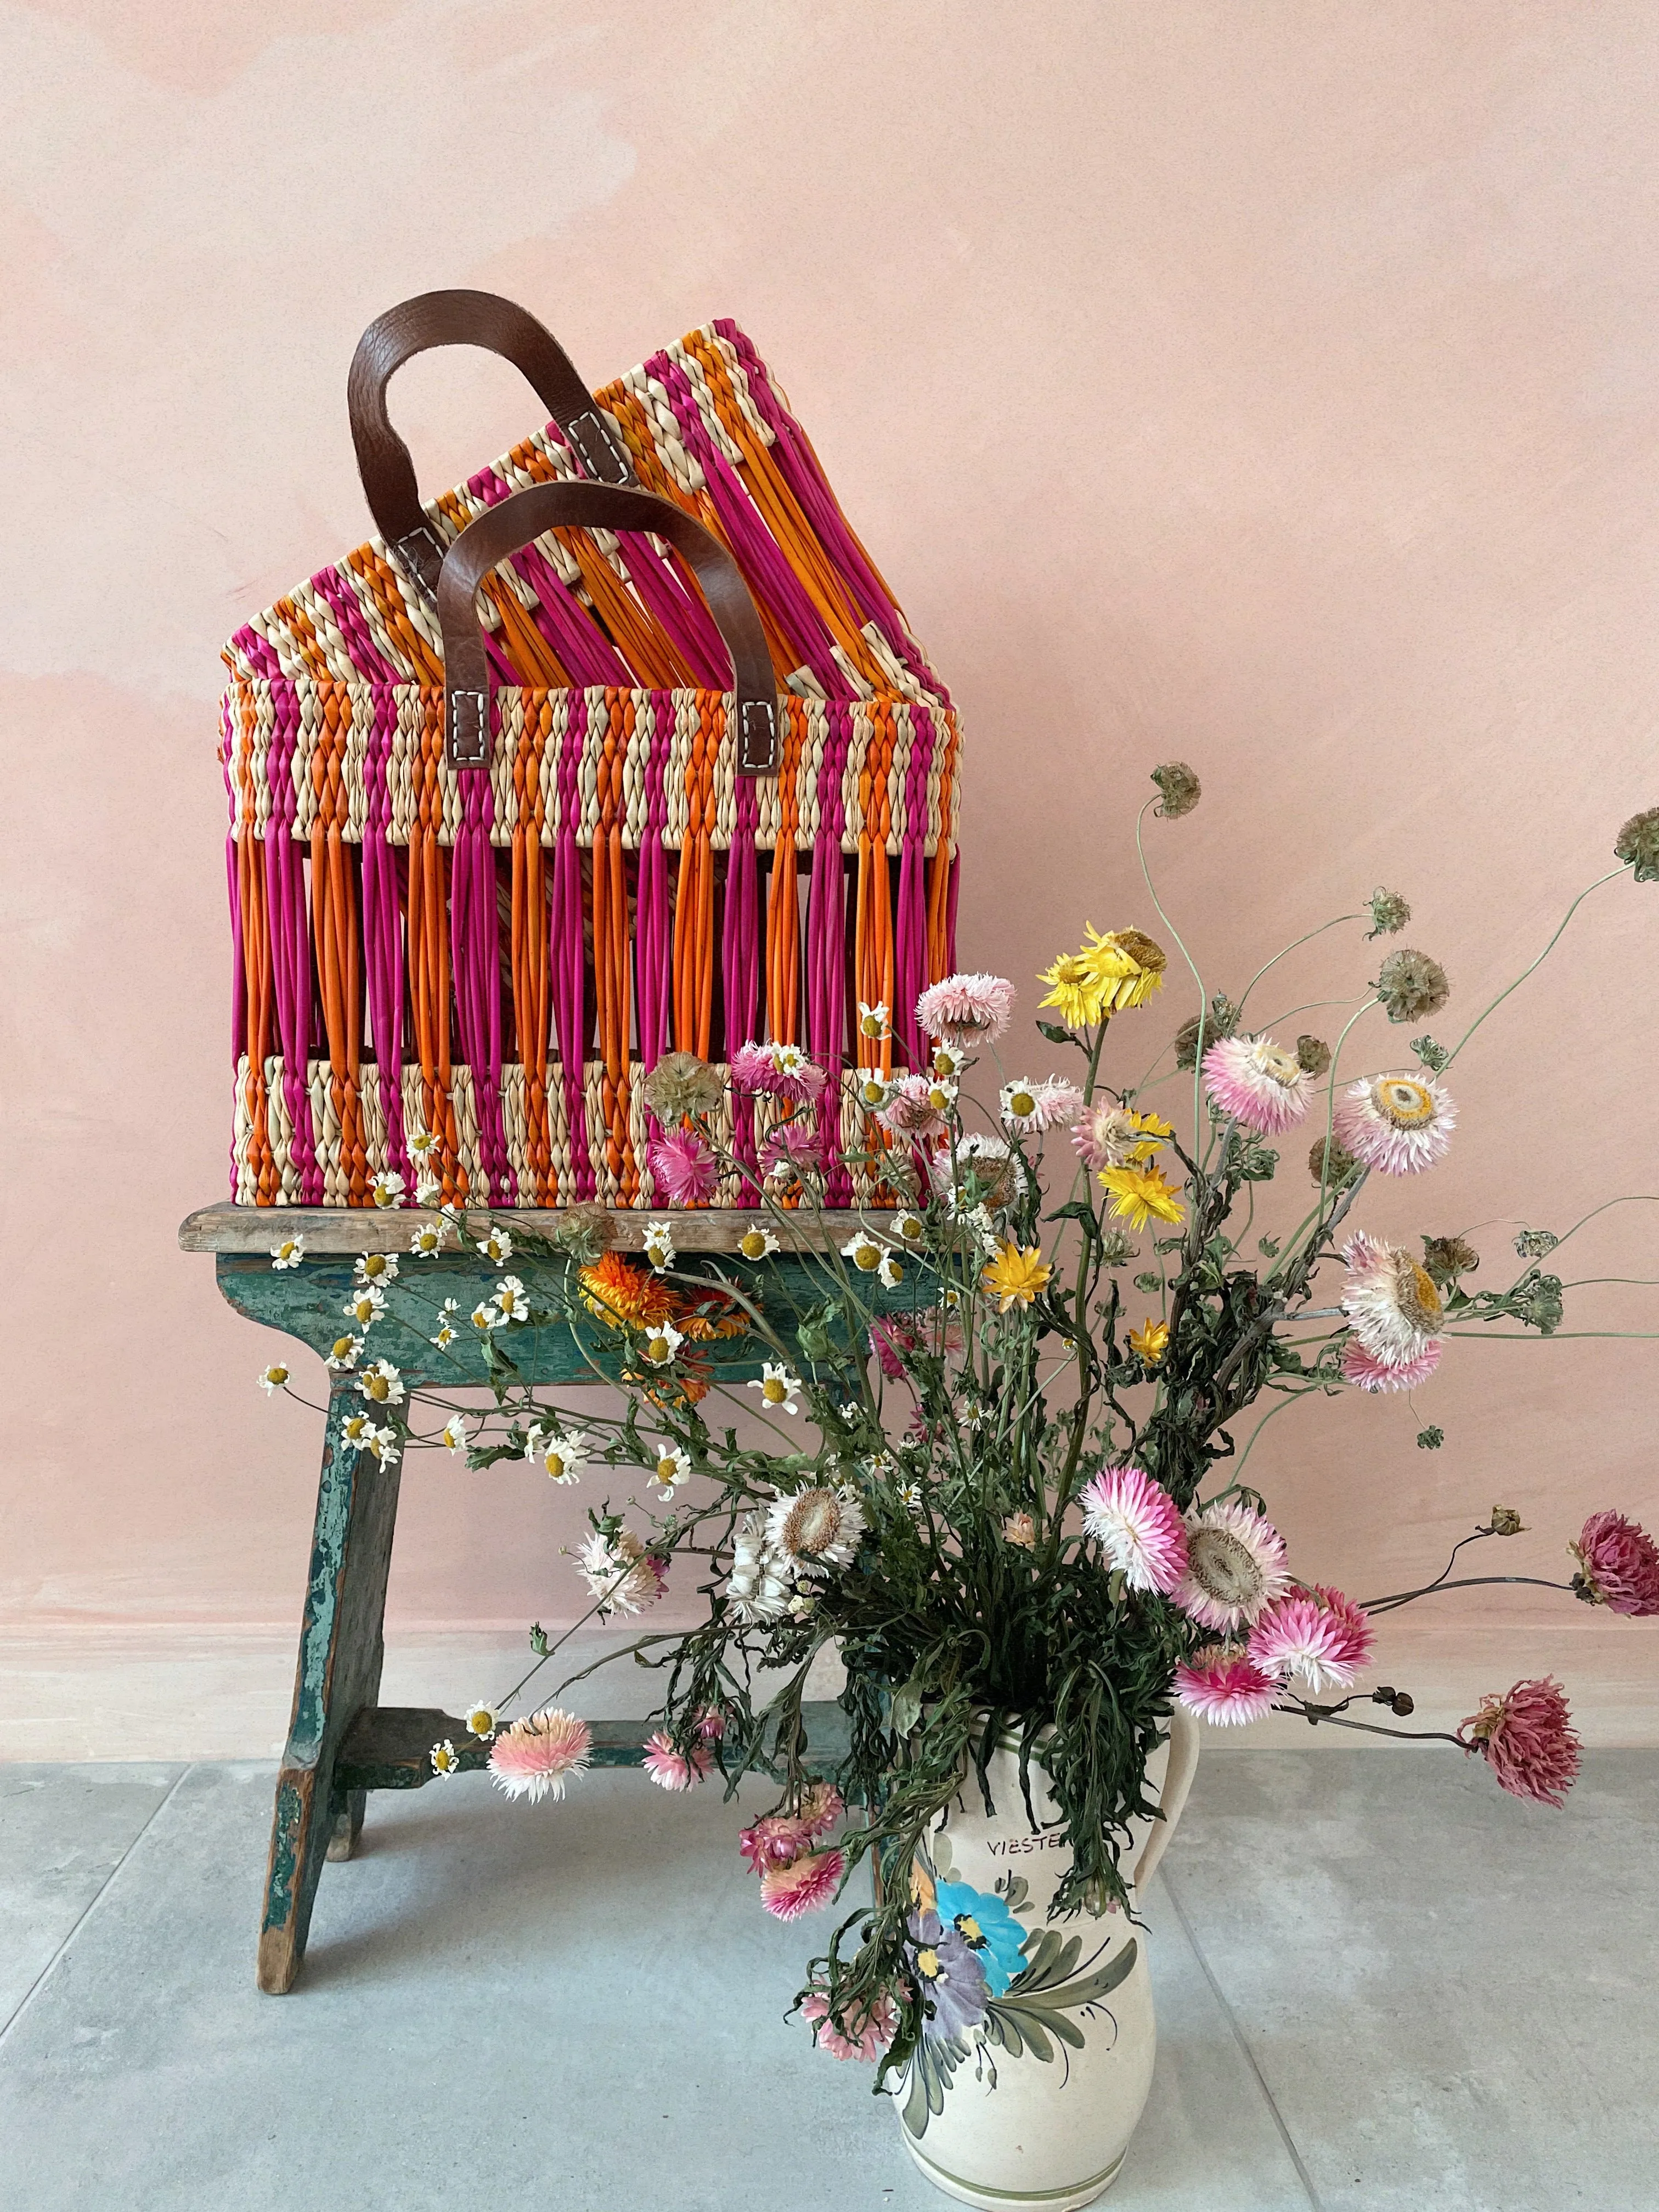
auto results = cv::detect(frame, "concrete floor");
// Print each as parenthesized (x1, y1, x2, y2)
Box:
(0, 1752, 1653, 2212)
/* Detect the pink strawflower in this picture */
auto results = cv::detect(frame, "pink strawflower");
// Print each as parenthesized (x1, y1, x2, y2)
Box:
(1341, 1338, 1443, 1392)
(694, 1705, 727, 1741)
(1460, 1676, 1581, 1807)
(577, 1527, 668, 1616)
(641, 1730, 714, 1790)
(1571, 1511, 1659, 1616)
(739, 1813, 811, 1874)
(732, 1040, 827, 1104)
(1202, 1034, 1313, 1136)
(1071, 1103, 1164, 1173)
(648, 1124, 719, 1205)
(1248, 1592, 1367, 1693)
(488, 1707, 593, 1803)
(1001, 1077, 1085, 1135)
(870, 1313, 917, 1379)
(916, 972, 1015, 1049)
(1333, 1072, 1457, 1176)
(798, 1780, 845, 1838)
(1173, 1499, 1290, 1632)
(1174, 1647, 1279, 1727)
(760, 1116, 825, 1185)
(760, 1848, 845, 1919)
(1080, 1464, 1188, 1595)
(1340, 1231, 1444, 1365)
(877, 1074, 950, 1141)
(801, 1988, 900, 2062)
(1310, 1584, 1375, 1675)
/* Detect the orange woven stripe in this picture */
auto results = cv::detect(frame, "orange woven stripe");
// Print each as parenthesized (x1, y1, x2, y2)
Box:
(591, 692, 637, 1197)
(407, 697, 461, 1199)
(855, 704, 896, 1077)
(673, 699, 718, 1058)
(308, 685, 367, 1202)
(765, 703, 804, 1043)
(345, 546, 443, 684)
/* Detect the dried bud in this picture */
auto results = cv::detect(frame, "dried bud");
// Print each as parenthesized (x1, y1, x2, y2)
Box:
(1308, 1134, 1359, 1186)
(1002, 1511, 1037, 1549)
(1490, 1506, 1526, 1537)
(1613, 805, 1659, 882)
(1389, 1691, 1415, 1717)
(550, 1201, 616, 1264)
(1415, 1425, 1444, 1450)
(1374, 947, 1450, 1024)
(1411, 1034, 1451, 1073)
(642, 1050, 725, 1125)
(1295, 1034, 1331, 1077)
(1514, 1227, 1559, 1259)
(1150, 761, 1201, 818)
(1421, 1234, 1479, 1287)
(1174, 994, 1238, 1070)
(1098, 1228, 1137, 1267)
(1366, 887, 1412, 938)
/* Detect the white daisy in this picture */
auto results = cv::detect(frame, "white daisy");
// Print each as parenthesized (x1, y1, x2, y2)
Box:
(430, 1739, 461, 1777)
(460, 1699, 498, 1739)
(356, 1359, 404, 1408)
(650, 1444, 694, 1497)
(343, 1284, 386, 1329)
(857, 1000, 891, 1041)
(324, 1334, 364, 1372)
(737, 1224, 781, 1260)
(471, 1301, 503, 1333)
(354, 1252, 399, 1286)
(876, 1249, 905, 1289)
(369, 1170, 407, 1210)
(930, 1043, 966, 1079)
(415, 1176, 444, 1206)
(493, 1275, 531, 1324)
(765, 1486, 867, 1575)
(409, 1221, 447, 1257)
(360, 1423, 401, 1465)
(897, 1480, 924, 1512)
(642, 1221, 676, 1272)
(442, 1414, 468, 1454)
(855, 1073, 893, 1111)
(476, 1226, 514, 1264)
(749, 1362, 802, 1415)
(528, 1425, 595, 1485)
(772, 1043, 811, 1080)
(258, 1363, 290, 1395)
(409, 1130, 438, 1159)
(636, 1322, 684, 1369)
(842, 1229, 891, 1275)
(269, 1235, 305, 1270)
(340, 1410, 375, 1448)
(891, 1210, 926, 1244)
(726, 1514, 792, 1623)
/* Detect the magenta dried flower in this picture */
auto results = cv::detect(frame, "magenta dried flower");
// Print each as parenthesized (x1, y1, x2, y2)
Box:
(1571, 1510, 1659, 1616)
(1460, 1677, 1581, 1807)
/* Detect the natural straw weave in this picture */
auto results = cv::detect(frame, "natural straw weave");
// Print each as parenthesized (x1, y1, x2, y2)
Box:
(221, 319, 962, 1208)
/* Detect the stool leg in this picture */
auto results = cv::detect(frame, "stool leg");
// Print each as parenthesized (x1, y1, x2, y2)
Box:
(326, 1788, 368, 1863)
(257, 1383, 402, 1993)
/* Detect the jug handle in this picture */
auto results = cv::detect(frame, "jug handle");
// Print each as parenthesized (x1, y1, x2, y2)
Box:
(1132, 1707, 1200, 1892)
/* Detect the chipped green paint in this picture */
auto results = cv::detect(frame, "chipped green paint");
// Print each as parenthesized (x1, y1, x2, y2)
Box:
(263, 1779, 304, 1932)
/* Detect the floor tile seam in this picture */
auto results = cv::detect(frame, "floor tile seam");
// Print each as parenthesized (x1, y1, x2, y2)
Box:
(0, 1762, 195, 2050)
(1156, 1866, 1325, 2212)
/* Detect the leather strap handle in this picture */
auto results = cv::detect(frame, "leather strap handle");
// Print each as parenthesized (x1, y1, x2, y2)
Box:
(348, 289, 636, 602)
(437, 482, 781, 775)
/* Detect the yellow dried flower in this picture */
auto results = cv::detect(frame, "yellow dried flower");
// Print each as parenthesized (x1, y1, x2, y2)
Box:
(980, 1242, 1053, 1312)
(1127, 1317, 1170, 1365)
(1098, 1163, 1185, 1231)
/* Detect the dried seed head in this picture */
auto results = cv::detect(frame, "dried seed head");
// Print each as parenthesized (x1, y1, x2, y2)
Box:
(1174, 994, 1239, 1070)
(1150, 761, 1201, 817)
(1308, 1134, 1360, 1186)
(1295, 1034, 1332, 1076)
(1421, 1234, 1479, 1286)
(1613, 805, 1659, 882)
(642, 1050, 725, 1124)
(1375, 947, 1450, 1024)
(1366, 887, 1412, 938)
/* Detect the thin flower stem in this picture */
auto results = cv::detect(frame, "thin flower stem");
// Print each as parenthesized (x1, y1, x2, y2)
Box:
(1235, 914, 1365, 1019)
(1133, 799, 1207, 1146)
(1443, 865, 1629, 1069)
(1362, 1574, 1577, 1613)
(1273, 1706, 1467, 1748)
(1443, 1329, 1659, 1341)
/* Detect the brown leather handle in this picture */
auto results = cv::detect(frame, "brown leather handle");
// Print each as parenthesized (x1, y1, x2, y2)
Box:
(348, 289, 636, 601)
(437, 482, 781, 775)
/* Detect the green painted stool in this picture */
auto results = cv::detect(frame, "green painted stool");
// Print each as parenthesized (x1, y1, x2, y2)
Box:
(180, 1203, 877, 1993)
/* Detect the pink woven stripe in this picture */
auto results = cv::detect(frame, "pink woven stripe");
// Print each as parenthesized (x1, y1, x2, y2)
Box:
(361, 687, 410, 1186)
(634, 692, 674, 1069)
(263, 681, 320, 1201)
(549, 691, 594, 1199)
(450, 753, 514, 1204)
(312, 563, 399, 683)
(893, 706, 938, 1069)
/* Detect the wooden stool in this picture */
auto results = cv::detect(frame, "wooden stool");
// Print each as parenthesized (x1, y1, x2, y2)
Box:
(180, 1203, 872, 1993)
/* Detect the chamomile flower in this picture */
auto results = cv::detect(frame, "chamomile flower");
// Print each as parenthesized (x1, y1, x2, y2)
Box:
(651, 1445, 694, 1497)
(750, 1363, 803, 1416)
(415, 1173, 443, 1206)
(356, 1359, 405, 1407)
(641, 1221, 676, 1272)
(324, 1334, 363, 1372)
(354, 1252, 399, 1286)
(891, 1210, 926, 1244)
(897, 1480, 924, 1512)
(857, 1000, 891, 1041)
(493, 1276, 531, 1324)
(737, 1224, 781, 1260)
(930, 1043, 966, 1080)
(430, 1739, 461, 1778)
(409, 1130, 438, 1158)
(340, 1411, 375, 1448)
(442, 1414, 467, 1454)
(431, 1299, 461, 1350)
(359, 1424, 401, 1465)
(409, 1221, 447, 1257)
(269, 1234, 305, 1270)
(342, 1284, 386, 1329)
(527, 1426, 594, 1485)
(258, 1363, 290, 1395)
(471, 1301, 503, 1333)
(476, 1226, 514, 1265)
(637, 1321, 684, 1368)
(855, 1073, 893, 1111)
(369, 1170, 407, 1210)
(460, 1699, 498, 1739)
(876, 1249, 905, 1289)
(842, 1229, 892, 1274)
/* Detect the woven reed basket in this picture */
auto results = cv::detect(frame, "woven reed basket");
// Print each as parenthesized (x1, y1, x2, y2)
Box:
(221, 292, 963, 1210)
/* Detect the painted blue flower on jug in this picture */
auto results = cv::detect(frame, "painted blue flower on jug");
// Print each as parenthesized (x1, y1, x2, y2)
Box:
(933, 1880, 1029, 1995)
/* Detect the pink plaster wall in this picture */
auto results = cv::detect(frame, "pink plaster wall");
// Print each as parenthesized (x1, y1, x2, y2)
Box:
(4, 4, 1656, 1717)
